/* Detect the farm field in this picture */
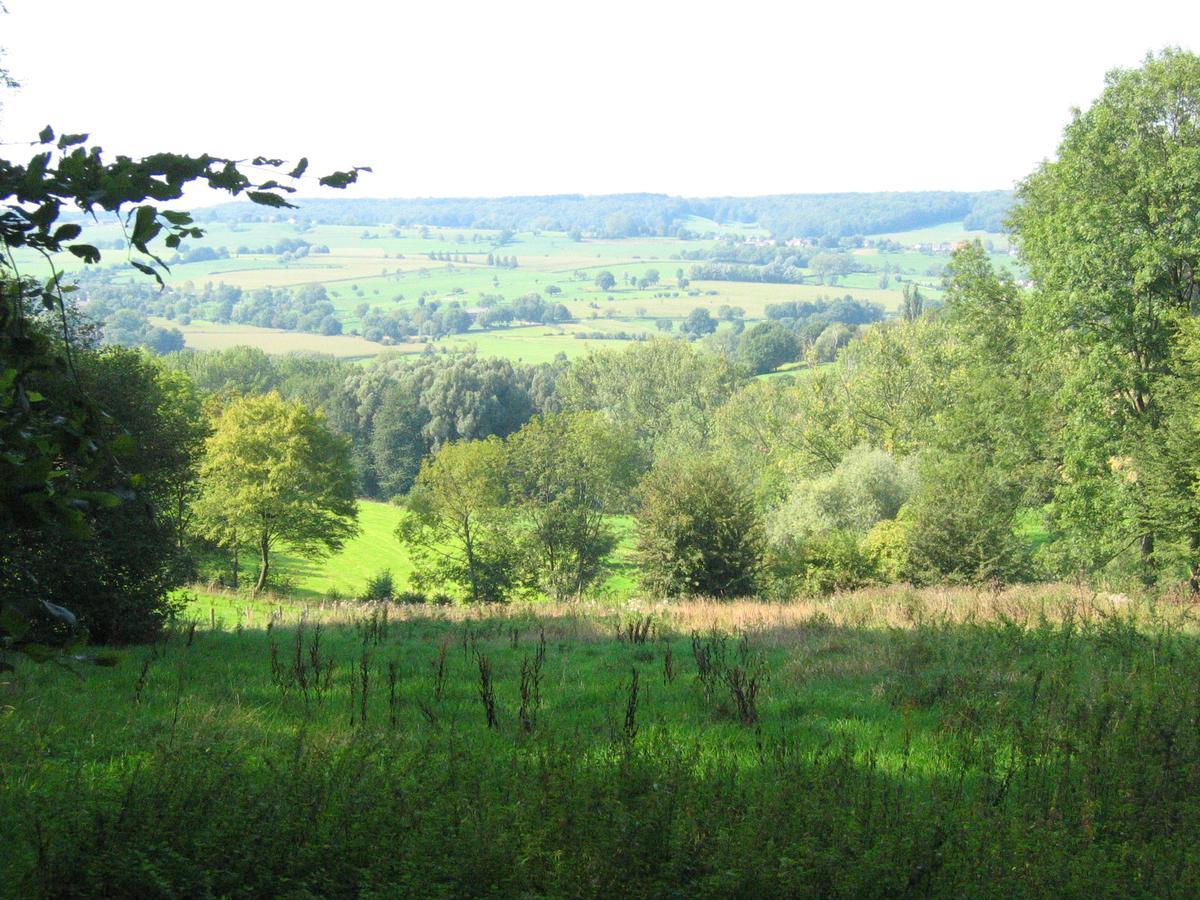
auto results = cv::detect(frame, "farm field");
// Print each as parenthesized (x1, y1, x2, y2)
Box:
(2, 586, 1198, 895)
(50, 216, 1012, 365)
(146, 316, 398, 359)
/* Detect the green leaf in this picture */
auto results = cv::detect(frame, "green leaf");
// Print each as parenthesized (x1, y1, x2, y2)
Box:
(57, 132, 88, 149)
(288, 157, 309, 179)
(53, 223, 82, 242)
(38, 124, 54, 144)
(247, 191, 293, 209)
(131, 205, 158, 246)
(68, 244, 101, 263)
(130, 260, 165, 287)
(319, 167, 371, 189)
(161, 210, 193, 225)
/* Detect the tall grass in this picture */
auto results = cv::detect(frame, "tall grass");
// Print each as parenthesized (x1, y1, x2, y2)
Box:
(3, 585, 1200, 895)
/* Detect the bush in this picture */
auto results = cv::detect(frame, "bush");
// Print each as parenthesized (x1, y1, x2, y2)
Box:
(634, 456, 764, 598)
(769, 530, 874, 596)
(363, 570, 395, 602)
(861, 519, 912, 583)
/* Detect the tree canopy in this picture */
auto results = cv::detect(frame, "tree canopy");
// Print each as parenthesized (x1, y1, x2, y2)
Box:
(194, 392, 359, 595)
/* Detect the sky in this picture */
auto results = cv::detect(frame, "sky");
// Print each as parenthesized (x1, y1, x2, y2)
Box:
(1, 0, 1197, 201)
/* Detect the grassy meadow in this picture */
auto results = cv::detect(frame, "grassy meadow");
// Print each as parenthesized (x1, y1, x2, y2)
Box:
(3, 585, 1200, 895)
(216, 500, 638, 603)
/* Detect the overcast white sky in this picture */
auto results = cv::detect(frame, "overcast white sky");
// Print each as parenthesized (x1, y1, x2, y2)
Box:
(1, 0, 1197, 200)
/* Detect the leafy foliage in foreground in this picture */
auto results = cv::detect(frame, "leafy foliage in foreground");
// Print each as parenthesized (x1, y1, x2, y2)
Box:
(0, 128, 364, 652)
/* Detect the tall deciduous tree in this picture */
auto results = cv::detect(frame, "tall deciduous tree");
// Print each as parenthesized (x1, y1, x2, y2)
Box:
(195, 392, 358, 595)
(505, 412, 636, 598)
(559, 339, 744, 464)
(1010, 48, 1200, 578)
(395, 438, 516, 602)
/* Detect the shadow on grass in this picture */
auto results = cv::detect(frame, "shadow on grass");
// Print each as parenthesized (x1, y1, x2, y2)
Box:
(7, 612, 1200, 895)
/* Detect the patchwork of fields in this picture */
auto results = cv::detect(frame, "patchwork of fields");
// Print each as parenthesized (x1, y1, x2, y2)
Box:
(59, 215, 1012, 365)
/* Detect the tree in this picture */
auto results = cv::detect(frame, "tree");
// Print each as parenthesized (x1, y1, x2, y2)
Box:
(504, 413, 636, 598)
(2, 343, 208, 643)
(395, 438, 517, 602)
(195, 392, 359, 594)
(900, 453, 1030, 585)
(367, 385, 427, 499)
(1010, 49, 1200, 580)
(635, 455, 764, 598)
(901, 283, 923, 322)
(680, 307, 716, 337)
(767, 445, 917, 545)
(558, 339, 745, 463)
(737, 321, 799, 375)
(594, 270, 616, 292)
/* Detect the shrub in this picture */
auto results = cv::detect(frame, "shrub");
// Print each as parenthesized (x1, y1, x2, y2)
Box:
(861, 518, 912, 583)
(769, 530, 874, 596)
(768, 445, 916, 544)
(363, 570, 395, 602)
(634, 456, 764, 598)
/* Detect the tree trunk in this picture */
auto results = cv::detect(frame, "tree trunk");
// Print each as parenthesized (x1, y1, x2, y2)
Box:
(1140, 531, 1156, 587)
(254, 527, 270, 595)
(230, 527, 239, 589)
(1190, 532, 1200, 595)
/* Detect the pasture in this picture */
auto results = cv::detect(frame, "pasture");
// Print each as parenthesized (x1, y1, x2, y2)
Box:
(147, 317, 394, 359)
(212, 500, 638, 603)
(2, 585, 1198, 895)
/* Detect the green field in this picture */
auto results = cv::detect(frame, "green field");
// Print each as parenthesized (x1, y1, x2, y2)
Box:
(146, 316, 395, 359)
(42, 217, 1012, 366)
(217, 500, 638, 602)
(3, 586, 1198, 894)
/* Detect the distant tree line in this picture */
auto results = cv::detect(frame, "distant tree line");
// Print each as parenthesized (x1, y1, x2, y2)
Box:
(193, 191, 1013, 241)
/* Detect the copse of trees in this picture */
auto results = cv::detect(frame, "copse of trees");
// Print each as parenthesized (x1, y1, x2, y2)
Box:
(163, 348, 566, 504)
(737, 321, 800, 375)
(396, 412, 636, 601)
(502, 412, 636, 598)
